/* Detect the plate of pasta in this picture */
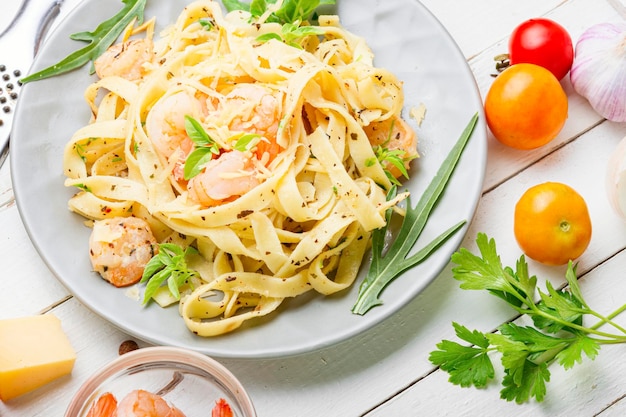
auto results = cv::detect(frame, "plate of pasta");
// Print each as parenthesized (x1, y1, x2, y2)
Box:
(11, 0, 486, 358)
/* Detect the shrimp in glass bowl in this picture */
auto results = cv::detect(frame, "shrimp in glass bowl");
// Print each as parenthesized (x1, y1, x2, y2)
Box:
(85, 389, 185, 417)
(65, 346, 254, 417)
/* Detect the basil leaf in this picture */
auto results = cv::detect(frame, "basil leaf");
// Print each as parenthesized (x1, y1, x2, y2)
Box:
(233, 134, 262, 151)
(184, 147, 216, 180)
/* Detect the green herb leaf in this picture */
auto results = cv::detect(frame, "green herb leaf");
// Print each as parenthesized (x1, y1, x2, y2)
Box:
(351, 113, 478, 315)
(500, 360, 550, 404)
(199, 18, 215, 30)
(274, 0, 334, 23)
(224, 0, 335, 24)
(184, 148, 216, 180)
(21, 0, 147, 83)
(140, 243, 200, 304)
(233, 133, 262, 151)
(183, 116, 220, 180)
(429, 322, 495, 388)
(431, 232, 626, 403)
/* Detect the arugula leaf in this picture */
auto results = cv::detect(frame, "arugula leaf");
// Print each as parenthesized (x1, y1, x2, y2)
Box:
(140, 243, 200, 304)
(430, 232, 626, 403)
(351, 113, 478, 315)
(21, 0, 147, 83)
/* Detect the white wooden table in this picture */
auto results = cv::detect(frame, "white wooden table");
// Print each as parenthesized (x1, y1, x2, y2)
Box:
(2, 0, 626, 415)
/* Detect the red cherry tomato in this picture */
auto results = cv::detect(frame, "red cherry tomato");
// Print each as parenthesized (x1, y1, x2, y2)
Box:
(509, 18, 573, 80)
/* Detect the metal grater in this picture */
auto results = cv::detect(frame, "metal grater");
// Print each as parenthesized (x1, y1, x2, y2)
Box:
(0, 0, 65, 157)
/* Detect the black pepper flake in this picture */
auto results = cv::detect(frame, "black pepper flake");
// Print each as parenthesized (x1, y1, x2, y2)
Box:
(237, 209, 253, 219)
(225, 276, 236, 282)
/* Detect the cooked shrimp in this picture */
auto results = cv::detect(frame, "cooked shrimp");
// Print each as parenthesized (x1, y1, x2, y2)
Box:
(225, 84, 281, 139)
(146, 91, 204, 180)
(208, 83, 283, 161)
(89, 216, 158, 287)
(116, 390, 186, 417)
(146, 92, 202, 159)
(94, 39, 154, 81)
(211, 398, 233, 417)
(86, 392, 117, 417)
(85, 390, 186, 417)
(364, 115, 418, 178)
(187, 150, 261, 207)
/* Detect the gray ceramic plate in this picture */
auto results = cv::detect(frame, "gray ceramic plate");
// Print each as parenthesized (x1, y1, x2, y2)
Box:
(12, 0, 486, 358)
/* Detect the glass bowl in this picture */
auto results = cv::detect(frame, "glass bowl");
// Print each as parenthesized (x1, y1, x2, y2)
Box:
(65, 346, 256, 416)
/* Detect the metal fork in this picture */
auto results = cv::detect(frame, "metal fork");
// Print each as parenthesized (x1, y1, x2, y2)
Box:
(0, 0, 65, 165)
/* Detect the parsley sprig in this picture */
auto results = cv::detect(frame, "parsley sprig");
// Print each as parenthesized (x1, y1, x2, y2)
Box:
(351, 113, 478, 315)
(21, 0, 147, 83)
(140, 243, 201, 304)
(430, 233, 626, 403)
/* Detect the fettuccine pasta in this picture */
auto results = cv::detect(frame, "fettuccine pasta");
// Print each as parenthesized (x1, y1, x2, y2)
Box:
(64, 0, 418, 336)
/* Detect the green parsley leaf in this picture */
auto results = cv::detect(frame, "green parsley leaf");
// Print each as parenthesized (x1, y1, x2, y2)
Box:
(429, 323, 495, 388)
(500, 361, 550, 404)
(21, 0, 147, 83)
(431, 232, 626, 403)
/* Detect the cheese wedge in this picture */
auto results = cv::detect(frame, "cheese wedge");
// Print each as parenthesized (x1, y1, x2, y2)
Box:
(0, 314, 76, 401)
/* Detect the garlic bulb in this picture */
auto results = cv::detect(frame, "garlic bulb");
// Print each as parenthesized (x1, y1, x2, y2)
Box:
(570, 22, 626, 122)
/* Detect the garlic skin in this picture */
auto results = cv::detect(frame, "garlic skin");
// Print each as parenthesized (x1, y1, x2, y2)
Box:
(607, 136, 626, 219)
(570, 22, 626, 122)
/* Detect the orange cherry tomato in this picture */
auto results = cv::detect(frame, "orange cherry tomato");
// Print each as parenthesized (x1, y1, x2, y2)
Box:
(484, 63, 568, 150)
(514, 182, 592, 266)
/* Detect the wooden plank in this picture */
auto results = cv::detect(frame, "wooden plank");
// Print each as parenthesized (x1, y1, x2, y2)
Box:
(419, 0, 565, 60)
(0, 156, 70, 319)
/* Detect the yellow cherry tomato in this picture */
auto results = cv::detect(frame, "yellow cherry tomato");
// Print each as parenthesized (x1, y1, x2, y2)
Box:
(514, 182, 592, 265)
(485, 63, 568, 150)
